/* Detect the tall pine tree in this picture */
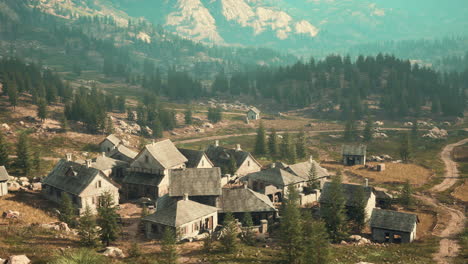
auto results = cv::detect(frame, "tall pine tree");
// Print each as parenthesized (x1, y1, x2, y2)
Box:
(268, 129, 279, 157)
(321, 171, 348, 242)
(16, 132, 32, 175)
(302, 213, 331, 264)
(280, 185, 303, 264)
(161, 227, 178, 264)
(254, 121, 267, 155)
(0, 133, 9, 167)
(97, 192, 119, 246)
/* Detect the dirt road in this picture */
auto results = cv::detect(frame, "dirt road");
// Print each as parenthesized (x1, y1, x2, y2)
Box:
(420, 138, 468, 264)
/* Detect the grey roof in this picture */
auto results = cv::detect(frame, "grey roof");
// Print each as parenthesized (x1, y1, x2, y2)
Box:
(243, 167, 304, 187)
(320, 182, 373, 207)
(370, 209, 418, 233)
(103, 134, 121, 146)
(286, 160, 329, 180)
(342, 145, 367, 156)
(248, 107, 261, 114)
(143, 195, 218, 227)
(91, 155, 128, 171)
(108, 145, 137, 160)
(205, 145, 260, 171)
(42, 160, 117, 195)
(220, 187, 276, 213)
(169, 168, 222, 197)
(145, 139, 188, 169)
(0, 166, 9, 182)
(178, 148, 213, 168)
(122, 171, 163, 187)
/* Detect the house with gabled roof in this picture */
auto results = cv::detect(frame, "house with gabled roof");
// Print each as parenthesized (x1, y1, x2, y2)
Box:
(370, 209, 419, 243)
(219, 185, 277, 224)
(100, 134, 122, 153)
(42, 155, 120, 214)
(142, 194, 218, 241)
(89, 153, 129, 182)
(242, 165, 306, 202)
(205, 141, 261, 177)
(123, 139, 188, 199)
(284, 156, 330, 188)
(168, 168, 222, 207)
(177, 148, 214, 169)
(247, 107, 261, 120)
(108, 144, 137, 163)
(0, 166, 9, 196)
(342, 144, 367, 166)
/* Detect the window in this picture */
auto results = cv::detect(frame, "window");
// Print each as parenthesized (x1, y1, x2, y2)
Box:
(107, 147, 110, 152)
(201, 160, 205, 167)
(96, 180, 102, 188)
(248, 161, 251, 166)
(145, 155, 149, 163)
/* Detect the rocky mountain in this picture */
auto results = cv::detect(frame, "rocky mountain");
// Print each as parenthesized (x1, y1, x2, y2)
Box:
(109, 0, 468, 55)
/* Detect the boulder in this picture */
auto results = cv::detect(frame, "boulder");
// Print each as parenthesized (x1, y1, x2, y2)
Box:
(18, 177, 28, 182)
(403, 122, 413, 127)
(20, 181, 29, 187)
(0, 258, 5, 264)
(143, 126, 153, 136)
(203, 123, 214, 128)
(195, 128, 205, 133)
(19, 121, 25, 126)
(7, 182, 20, 191)
(6, 255, 30, 264)
(2, 210, 20, 219)
(349, 235, 362, 241)
(374, 121, 384, 126)
(1, 123, 10, 130)
(102, 247, 125, 258)
(423, 127, 448, 139)
(170, 131, 179, 136)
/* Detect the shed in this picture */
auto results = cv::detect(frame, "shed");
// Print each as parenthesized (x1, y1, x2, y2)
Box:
(247, 107, 261, 120)
(370, 209, 419, 243)
(342, 145, 367, 166)
(0, 166, 9, 196)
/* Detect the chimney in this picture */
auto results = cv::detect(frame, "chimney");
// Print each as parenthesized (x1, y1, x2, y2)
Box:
(152, 139, 156, 145)
(215, 140, 219, 147)
(271, 163, 276, 168)
(183, 193, 189, 201)
(102, 152, 106, 157)
(85, 159, 92, 168)
(365, 178, 368, 187)
(236, 144, 242, 151)
(244, 184, 248, 189)
(65, 153, 72, 162)
(309, 155, 314, 163)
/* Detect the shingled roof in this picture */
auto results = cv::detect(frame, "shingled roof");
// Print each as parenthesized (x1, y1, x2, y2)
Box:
(243, 167, 304, 187)
(286, 159, 329, 180)
(342, 145, 367, 156)
(169, 168, 222, 197)
(205, 145, 260, 171)
(103, 134, 121, 146)
(144, 139, 188, 169)
(370, 209, 418, 233)
(0, 166, 9, 182)
(143, 195, 218, 227)
(108, 145, 137, 160)
(91, 155, 128, 171)
(320, 182, 373, 207)
(220, 187, 276, 213)
(122, 171, 164, 187)
(248, 107, 261, 114)
(178, 148, 213, 168)
(43, 160, 118, 195)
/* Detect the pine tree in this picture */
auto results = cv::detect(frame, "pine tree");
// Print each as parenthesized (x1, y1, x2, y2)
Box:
(290, 144, 297, 164)
(268, 129, 279, 157)
(60, 113, 69, 132)
(363, 119, 373, 142)
(59, 193, 77, 227)
(343, 120, 356, 142)
(16, 132, 32, 175)
(105, 116, 114, 134)
(203, 232, 215, 253)
(254, 121, 267, 155)
(97, 192, 119, 246)
(7, 80, 18, 109)
(296, 130, 307, 159)
(152, 119, 163, 138)
(308, 162, 320, 189)
(37, 98, 47, 122)
(348, 186, 367, 233)
(220, 212, 239, 254)
(280, 185, 303, 264)
(78, 205, 99, 247)
(0, 133, 9, 167)
(399, 133, 412, 163)
(227, 156, 237, 176)
(241, 212, 255, 246)
(302, 213, 331, 264)
(33, 150, 41, 172)
(184, 109, 193, 125)
(280, 133, 292, 160)
(321, 171, 348, 242)
(161, 228, 178, 264)
(128, 242, 142, 258)
(400, 180, 414, 209)
(411, 121, 419, 143)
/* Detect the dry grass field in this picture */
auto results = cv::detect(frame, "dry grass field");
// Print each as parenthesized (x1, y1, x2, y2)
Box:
(452, 181, 468, 202)
(0, 192, 57, 225)
(348, 162, 433, 185)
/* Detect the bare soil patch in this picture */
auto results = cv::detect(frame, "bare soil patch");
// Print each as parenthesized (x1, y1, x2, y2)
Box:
(452, 180, 468, 202)
(348, 162, 432, 185)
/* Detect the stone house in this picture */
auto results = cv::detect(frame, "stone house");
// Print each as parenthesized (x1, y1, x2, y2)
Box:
(177, 148, 214, 168)
(370, 209, 418, 243)
(123, 139, 187, 199)
(42, 157, 120, 214)
(320, 182, 376, 221)
(108, 145, 138, 163)
(205, 141, 261, 177)
(247, 107, 261, 120)
(168, 168, 222, 207)
(89, 153, 129, 182)
(284, 157, 330, 188)
(0, 166, 9, 196)
(219, 185, 277, 225)
(242, 165, 305, 202)
(142, 194, 218, 241)
(99, 134, 122, 153)
(342, 145, 367, 166)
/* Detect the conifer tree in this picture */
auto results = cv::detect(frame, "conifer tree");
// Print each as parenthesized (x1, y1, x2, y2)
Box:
(78, 205, 99, 247)
(290, 144, 297, 164)
(254, 121, 267, 155)
(59, 193, 77, 227)
(16, 132, 32, 175)
(152, 118, 164, 138)
(296, 130, 307, 159)
(280, 185, 303, 264)
(60, 113, 69, 132)
(0, 133, 9, 167)
(363, 119, 373, 142)
(97, 192, 119, 246)
(321, 171, 348, 242)
(280, 133, 292, 160)
(105, 116, 114, 134)
(203, 232, 215, 253)
(7, 81, 18, 110)
(302, 213, 331, 264)
(308, 162, 320, 189)
(411, 121, 419, 143)
(161, 227, 178, 264)
(399, 133, 412, 163)
(241, 212, 255, 246)
(400, 180, 414, 209)
(33, 150, 41, 172)
(348, 186, 367, 233)
(227, 156, 237, 176)
(220, 212, 239, 254)
(343, 120, 356, 142)
(128, 242, 142, 258)
(184, 109, 193, 125)
(268, 129, 279, 157)
(37, 98, 47, 122)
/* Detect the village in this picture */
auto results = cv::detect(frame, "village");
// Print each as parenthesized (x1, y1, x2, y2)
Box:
(1, 104, 466, 264)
